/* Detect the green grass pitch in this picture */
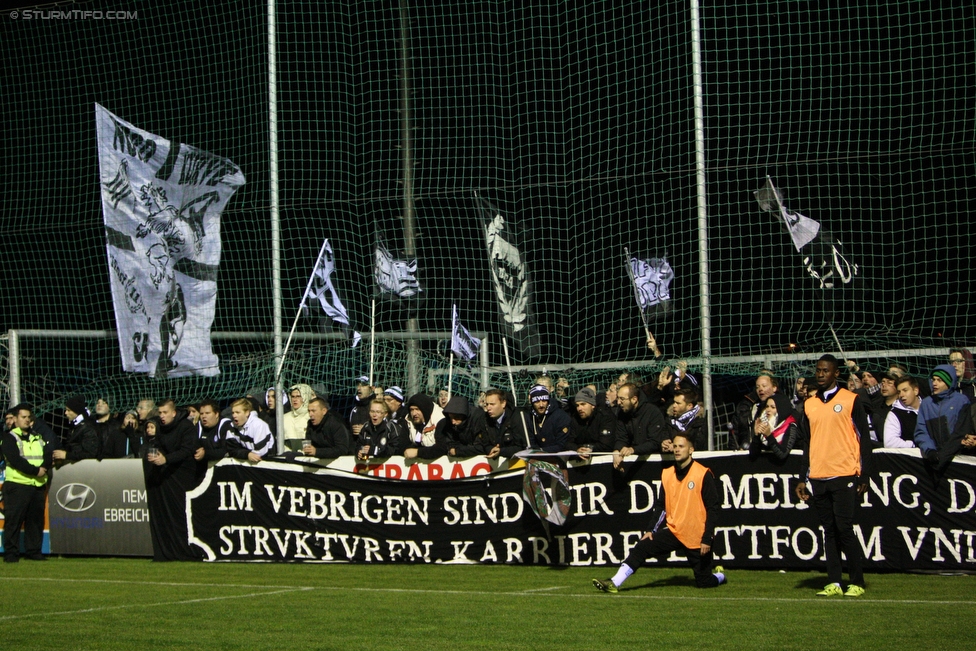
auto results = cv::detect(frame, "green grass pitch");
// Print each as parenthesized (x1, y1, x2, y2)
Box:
(1, 559, 972, 650)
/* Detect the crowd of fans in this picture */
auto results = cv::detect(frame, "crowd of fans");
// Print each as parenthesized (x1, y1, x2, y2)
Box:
(731, 349, 976, 470)
(3, 350, 973, 564)
(4, 349, 974, 473)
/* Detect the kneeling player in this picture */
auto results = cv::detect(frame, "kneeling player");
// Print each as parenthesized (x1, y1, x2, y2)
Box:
(593, 432, 726, 592)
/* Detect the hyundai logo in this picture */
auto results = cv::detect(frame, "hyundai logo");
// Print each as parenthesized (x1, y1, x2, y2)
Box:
(55, 483, 97, 512)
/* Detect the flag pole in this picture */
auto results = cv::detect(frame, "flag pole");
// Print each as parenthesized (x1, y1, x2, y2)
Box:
(369, 297, 376, 387)
(624, 247, 662, 358)
(275, 239, 328, 384)
(447, 352, 454, 400)
(502, 337, 532, 449)
(828, 324, 849, 363)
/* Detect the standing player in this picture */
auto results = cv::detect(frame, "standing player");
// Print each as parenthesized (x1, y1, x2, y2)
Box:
(593, 432, 726, 592)
(795, 354, 873, 597)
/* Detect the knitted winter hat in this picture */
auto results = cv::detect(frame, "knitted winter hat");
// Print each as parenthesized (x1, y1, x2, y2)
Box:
(65, 395, 87, 415)
(574, 387, 597, 406)
(529, 385, 550, 404)
(384, 386, 405, 403)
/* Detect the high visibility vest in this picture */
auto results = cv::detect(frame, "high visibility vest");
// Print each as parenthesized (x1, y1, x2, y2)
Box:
(5, 428, 48, 487)
(662, 461, 709, 549)
(805, 389, 861, 479)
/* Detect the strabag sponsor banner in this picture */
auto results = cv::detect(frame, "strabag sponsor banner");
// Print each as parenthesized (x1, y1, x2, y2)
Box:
(95, 103, 245, 377)
(184, 450, 976, 570)
(48, 459, 153, 556)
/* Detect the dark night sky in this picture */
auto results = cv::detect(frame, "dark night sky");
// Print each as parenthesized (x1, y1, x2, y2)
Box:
(2, 1, 973, 381)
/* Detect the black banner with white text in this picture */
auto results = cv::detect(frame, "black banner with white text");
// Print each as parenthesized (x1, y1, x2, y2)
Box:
(184, 451, 976, 570)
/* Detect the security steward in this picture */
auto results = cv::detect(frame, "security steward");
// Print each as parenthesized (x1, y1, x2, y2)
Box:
(2, 404, 53, 563)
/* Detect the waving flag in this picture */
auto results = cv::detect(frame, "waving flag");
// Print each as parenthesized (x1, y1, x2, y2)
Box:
(302, 239, 361, 347)
(451, 304, 481, 361)
(754, 176, 820, 251)
(476, 193, 540, 360)
(95, 103, 244, 377)
(628, 253, 674, 320)
(754, 177, 859, 289)
(374, 240, 421, 298)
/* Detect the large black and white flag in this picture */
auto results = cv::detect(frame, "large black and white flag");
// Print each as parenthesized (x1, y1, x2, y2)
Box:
(374, 240, 421, 298)
(628, 253, 674, 321)
(95, 104, 244, 377)
(451, 304, 481, 362)
(301, 239, 361, 347)
(476, 194, 540, 359)
(755, 177, 858, 289)
(801, 237, 859, 290)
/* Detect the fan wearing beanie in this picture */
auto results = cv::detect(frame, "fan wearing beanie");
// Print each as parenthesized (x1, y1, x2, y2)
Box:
(913, 363, 970, 470)
(526, 385, 571, 453)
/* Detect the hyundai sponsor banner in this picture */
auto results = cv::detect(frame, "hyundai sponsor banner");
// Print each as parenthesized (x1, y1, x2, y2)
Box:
(180, 450, 976, 571)
(48, 459, 152, 556)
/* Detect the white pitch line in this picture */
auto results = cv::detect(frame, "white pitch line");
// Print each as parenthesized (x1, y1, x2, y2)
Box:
(311, 585, 976, 606)
(0, 576, 302, 590)
(1, 577, 972, 607)
(0, 586, 313, 622)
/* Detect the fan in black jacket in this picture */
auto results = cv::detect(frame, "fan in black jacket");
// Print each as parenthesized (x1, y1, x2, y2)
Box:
(526, 385, 572, 453)
(194, 400, 235, 484)
(613, 383, 668, 468)
(440, 396, 491, 457)
(92, 397, 129, 458)
(144, 399, 200, 561)
(357, 399, 399, 460)
(483, 389, 528, 459)
(302, 397, 351, 458)
(570, 387, 620, 458)
(52, 395, 101, 462)
(665, 388, 708, 451)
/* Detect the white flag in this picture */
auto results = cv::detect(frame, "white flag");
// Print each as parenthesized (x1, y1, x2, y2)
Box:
(629, 255, 674, 317)
(302, 239, 361, 347)
(451, 304, 481, 361)
(754, 176, 820, 251)
(374, 241, 421, 298)
(95, 104, 244, 377)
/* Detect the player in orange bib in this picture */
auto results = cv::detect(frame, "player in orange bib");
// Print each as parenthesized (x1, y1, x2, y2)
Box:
(796, 354, 873, 597)
(592, 432, 726, 593)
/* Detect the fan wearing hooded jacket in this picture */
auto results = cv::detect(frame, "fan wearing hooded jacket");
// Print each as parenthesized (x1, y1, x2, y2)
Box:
(439, 396, 492, 457)
(914, 364, 971, 470)
(749, 393, 800, 461)
(401, 393, 449, 459)
(282, 383, 315, 445)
